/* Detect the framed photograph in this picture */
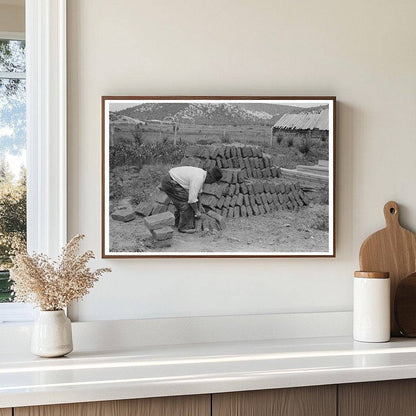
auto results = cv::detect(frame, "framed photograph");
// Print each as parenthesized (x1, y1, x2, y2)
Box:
(102, 96, 336, 258)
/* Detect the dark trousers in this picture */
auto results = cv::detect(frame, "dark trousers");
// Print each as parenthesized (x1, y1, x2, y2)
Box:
(160, 175, 195, 231)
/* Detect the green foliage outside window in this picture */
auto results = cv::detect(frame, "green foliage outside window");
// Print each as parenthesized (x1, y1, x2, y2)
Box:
(0, 161, 26, 302)
(0, 39, 27, 302)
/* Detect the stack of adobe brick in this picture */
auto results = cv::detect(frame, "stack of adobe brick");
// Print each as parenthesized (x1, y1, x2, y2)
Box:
(135, 188, 227, 231)
(181, 144, 281, 179)
(135, 190, 175, 218)
(199, 173, 309, 219)
(140, 203, 227, 235)
(195, 210, 227, 233)
(134, 144, 309, 222)
(110, 199, 137, 222)
(131, 144, 309, 229)
(143, 211, 175, 248)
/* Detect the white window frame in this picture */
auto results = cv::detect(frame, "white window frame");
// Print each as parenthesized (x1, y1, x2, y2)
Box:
(0, 31, 29, 322)
(0, 0, 67, 323)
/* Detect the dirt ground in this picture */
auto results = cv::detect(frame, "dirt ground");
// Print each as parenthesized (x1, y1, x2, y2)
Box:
(109, 205, 329, 254)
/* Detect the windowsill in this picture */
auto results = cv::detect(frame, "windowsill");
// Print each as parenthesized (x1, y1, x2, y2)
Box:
(0, 303, 35, 324)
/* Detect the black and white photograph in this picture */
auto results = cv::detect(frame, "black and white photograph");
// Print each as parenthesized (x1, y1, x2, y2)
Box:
(102, 97, 335, 257)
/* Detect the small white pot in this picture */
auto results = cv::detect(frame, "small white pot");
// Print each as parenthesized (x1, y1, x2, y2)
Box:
(31, 310, 73, 358)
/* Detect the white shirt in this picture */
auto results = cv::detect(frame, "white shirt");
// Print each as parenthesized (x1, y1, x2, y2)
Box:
(169, 166, 207, 204)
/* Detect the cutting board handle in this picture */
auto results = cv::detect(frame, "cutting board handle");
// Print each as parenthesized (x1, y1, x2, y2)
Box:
(384, 201, 400, 228)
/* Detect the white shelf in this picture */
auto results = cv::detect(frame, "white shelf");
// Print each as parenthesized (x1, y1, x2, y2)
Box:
(2, 335, 416, 408)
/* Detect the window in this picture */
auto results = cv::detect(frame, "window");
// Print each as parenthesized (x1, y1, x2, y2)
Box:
(0, 34, 26, 307)
(0, 1, 67, 324)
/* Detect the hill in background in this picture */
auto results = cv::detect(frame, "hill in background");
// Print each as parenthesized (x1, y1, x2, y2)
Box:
(113, 102, 328, 126)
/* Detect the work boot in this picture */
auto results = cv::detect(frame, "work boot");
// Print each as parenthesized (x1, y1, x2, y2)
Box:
(179, 228, 196, 234)
(178, 206, 195, 232)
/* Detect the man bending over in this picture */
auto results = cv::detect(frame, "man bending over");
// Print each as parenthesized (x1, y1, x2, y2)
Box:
(160, 166, 223, 233)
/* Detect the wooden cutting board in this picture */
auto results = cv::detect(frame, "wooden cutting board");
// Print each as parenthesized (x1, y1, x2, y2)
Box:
(395, 273, 416, 337)
(359, 201, 416, 336)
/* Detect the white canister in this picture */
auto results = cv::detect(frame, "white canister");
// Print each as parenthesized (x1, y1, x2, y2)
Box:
(353, 271, 390, 343)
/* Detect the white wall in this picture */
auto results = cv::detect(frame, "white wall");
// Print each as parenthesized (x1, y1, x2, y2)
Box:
(0, 3, 24, 32)
(67, 0, 416, 322)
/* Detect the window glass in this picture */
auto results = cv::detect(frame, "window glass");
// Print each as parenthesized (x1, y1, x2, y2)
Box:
(0, 39, 26, 73)
(0, 39, 26, 303)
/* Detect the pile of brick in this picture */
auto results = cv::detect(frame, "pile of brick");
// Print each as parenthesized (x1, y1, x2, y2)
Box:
(143, 211, 175, 248)
(110, 207, 136, 222)
(136, 190, 175, 218)
(110, 199, 137, 222)
(195, 210, 227, 232)
(112, 145, 309, 229)
(199, 175, 309, 219)
(181, 144, 281, 179)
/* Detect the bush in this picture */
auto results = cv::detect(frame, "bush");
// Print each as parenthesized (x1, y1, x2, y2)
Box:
(298, 139, 310, 155)
(132, 126, 143, 145)
(197, 138, 217, 145)
(246, 138, 262, 146)
(307, 204, 329, 232)
(220, 132, 231, 144)
(312, 211, 329, 231)
(109, 140, 186, 170)
(319, 191, 329, 205)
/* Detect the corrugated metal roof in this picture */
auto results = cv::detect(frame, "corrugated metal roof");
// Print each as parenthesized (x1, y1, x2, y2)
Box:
(273, 109, 329, 131)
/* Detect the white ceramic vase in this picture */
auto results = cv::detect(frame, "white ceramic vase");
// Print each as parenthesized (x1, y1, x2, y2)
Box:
(31, 310, 73, 358)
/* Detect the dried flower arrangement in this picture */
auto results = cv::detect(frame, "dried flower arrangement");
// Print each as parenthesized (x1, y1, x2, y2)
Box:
(10, 234, 111, 311)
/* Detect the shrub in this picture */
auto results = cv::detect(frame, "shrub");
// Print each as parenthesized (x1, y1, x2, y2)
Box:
(312, 211, 329, 231)
(308, 204, 329, 232)
(319, 191, 329, 205)
(197, 138, 217, 145)
(298, 139, 311, 155)
(109, 140, 186, 170)
(246, 138, 261, 146)
(220, 132, 231, 144)
(132, 126, 143, 145)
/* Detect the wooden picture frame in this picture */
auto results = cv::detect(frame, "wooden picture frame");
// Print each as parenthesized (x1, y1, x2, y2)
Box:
(102, 96, 336, 258)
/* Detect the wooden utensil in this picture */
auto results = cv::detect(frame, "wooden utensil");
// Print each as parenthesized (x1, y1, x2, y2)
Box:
(395, 273, 416, 337)
(359, 201, 416, 335)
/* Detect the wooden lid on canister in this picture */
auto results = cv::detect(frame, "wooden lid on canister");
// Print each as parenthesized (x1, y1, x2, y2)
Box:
(354, 271, 390, 279)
